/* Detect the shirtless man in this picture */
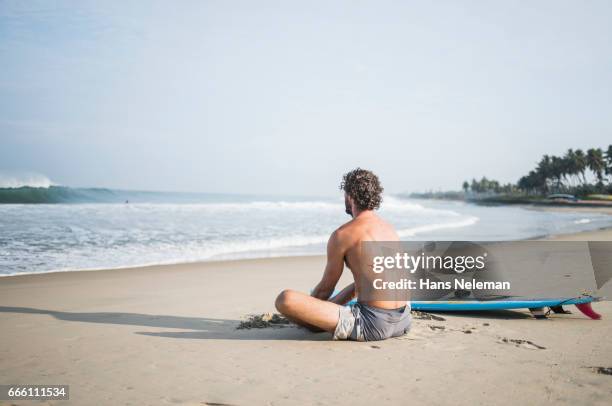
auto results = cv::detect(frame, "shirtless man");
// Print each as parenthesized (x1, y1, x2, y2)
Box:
(275, 168, 411, 341)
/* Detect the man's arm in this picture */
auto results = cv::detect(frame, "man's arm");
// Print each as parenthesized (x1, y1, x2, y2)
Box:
(329, 282, 355, 305)
(311, 230, 346, 301)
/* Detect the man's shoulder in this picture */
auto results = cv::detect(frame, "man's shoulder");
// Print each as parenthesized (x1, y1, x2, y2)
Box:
(331, 220, 360, 244)
(335, 218, 358, 235)
(331, 220, 354, 240)
(333, 214, 398, 243)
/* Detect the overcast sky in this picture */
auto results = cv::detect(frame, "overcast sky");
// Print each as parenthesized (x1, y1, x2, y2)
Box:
(1, 0, 611, 195)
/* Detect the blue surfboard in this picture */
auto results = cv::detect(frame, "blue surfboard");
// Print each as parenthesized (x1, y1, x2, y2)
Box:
(409, 297, 596, 311)
(344, 296, 602, 319)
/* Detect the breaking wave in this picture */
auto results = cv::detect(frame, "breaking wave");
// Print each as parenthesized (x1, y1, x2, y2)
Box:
(0, 186, 120, 204)
(0, 173, 54, 189)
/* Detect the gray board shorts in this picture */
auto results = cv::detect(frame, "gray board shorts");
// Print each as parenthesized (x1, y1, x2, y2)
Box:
(333, 302, 412, 341)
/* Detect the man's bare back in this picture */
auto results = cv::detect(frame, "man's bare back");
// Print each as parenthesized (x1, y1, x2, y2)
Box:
(334, 210, 403, 310)
(275, 168, 412, 341)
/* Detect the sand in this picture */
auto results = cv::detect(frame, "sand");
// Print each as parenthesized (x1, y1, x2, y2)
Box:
(2, 234, 612, 405)
(545, 227, 612, 241)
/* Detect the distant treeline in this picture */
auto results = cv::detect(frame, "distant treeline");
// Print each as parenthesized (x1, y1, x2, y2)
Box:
(515, 146, 612, 195)
(409, 145, 612, 201)
(462, 145, 612, 197)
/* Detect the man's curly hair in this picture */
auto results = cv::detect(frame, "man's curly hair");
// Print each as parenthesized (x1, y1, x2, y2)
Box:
(339, 168, 383, 210)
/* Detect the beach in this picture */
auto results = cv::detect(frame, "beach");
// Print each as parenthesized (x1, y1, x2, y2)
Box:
(3, 1, 612, 404)
(2, 227, 612, 405)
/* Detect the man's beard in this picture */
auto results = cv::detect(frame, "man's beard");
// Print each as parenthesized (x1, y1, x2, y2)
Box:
(344, 196, 353, 217)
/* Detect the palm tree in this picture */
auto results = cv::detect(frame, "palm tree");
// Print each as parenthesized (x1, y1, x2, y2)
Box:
(480, 177, 490, 192)
(563, 149, 580, 187)
(518, 170, 546, 194)
(587, 148, 605, 184)
(462, 181, 469, 193)
(550, 155, 565, 191)
(517, 175, 531, 192)
(536, 155, 553, 192)
(470, 178, 479, 193)
(574, 149, 588, 184)
(605, 145, 612, 181)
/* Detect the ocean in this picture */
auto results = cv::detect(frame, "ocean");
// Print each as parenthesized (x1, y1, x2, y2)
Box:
(1, 187, 612, 276)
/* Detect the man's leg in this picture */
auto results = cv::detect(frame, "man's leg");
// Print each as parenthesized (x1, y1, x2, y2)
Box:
(275, 289, 342, 333)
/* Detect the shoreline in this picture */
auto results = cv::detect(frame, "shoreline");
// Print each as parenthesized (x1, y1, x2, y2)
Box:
(543, 226, 612, 241)
(521, 203, 612, 215)
(0, 253, 326, 279)
(409, 195, 612, 210)
(2, 226, 612, 279)
(525, 204, 612, 240)
(4, 198, 612, 279)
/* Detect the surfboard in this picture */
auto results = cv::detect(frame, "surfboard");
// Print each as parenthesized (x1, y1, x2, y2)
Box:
(345, 296, 602, 319)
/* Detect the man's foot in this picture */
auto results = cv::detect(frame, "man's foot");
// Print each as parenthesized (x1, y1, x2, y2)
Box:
(529, 307, 548, 319)
(550, 305, 571, 314)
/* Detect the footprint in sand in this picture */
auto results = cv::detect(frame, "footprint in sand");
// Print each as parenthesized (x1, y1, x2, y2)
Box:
(395, 325, 441, 341)
(586, 366, 612, 375)
(203, 403, 236, 406)
(499, 337, 546, 350)
(412, 311, 446, 321)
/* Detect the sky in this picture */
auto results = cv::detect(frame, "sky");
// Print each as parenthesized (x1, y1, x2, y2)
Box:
(1, 0, 611, 196)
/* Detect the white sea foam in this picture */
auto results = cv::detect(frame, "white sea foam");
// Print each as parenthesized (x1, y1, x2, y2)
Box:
(112, 195, 461, 214)
(383, 195, 461, 216)
(180, 200, 342, 212)
(2, 195, 611, 276)
(0, 172, 55, 188)
(398, 216, 480, 237)
(5, 234, 330, 276)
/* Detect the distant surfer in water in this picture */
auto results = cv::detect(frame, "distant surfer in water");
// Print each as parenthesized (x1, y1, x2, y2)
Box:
(275, 168, 411, 341)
